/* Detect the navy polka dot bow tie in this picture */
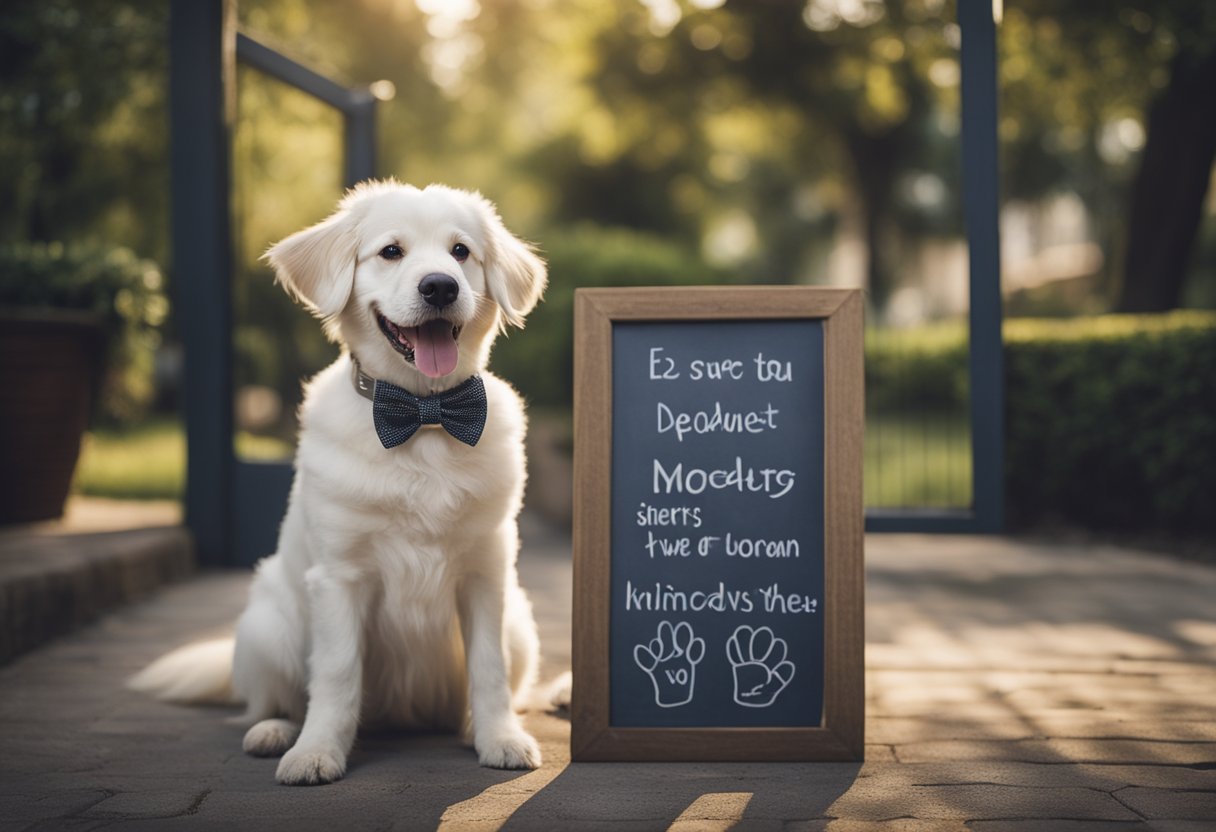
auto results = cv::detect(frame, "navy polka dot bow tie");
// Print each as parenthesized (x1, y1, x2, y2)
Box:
(351, 359, 487, 448)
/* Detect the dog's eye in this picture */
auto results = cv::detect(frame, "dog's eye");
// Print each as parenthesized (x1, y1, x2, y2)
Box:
(451, 243, 470, 263)
(379, 245, 404, 261)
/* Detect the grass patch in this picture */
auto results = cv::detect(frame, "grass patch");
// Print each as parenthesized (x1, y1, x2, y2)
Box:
(236, 431, 295, 461)
(74, 419, 185, 500)
(74, 419, 293, 501)
(865, 413, 972, 509)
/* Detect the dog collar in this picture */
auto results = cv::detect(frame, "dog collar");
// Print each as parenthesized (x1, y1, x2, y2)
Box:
(350, 358, 487, 448)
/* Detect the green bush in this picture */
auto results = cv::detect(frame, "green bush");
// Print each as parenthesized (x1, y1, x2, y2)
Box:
(867, 312, 1216, 533)
(865, 322, 969, 413)
(491, 224, 730, 408)
(1004, 312, 1216, 533)
(0, 241, 168, 422)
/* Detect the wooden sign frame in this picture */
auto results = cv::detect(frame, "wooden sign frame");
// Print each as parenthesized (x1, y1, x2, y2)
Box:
(571, 286, 865, 762)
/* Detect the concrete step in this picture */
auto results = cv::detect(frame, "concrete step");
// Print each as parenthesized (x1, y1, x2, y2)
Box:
(0, 498, 193, 663)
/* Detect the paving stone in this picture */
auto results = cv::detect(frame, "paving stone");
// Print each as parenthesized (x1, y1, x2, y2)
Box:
(1114, 787, 1216, 821)
(84, 788, 213, 819)
(501, 823, 691, 832)
(786, 822, 970, 832)
(94, 819, 381, 832)
(679, 820, 785, 832)
(867, 717, 1039, 744)
(892, 739, 1216, 766)
(824, 780, 1138, 822)
(21, 820, 112, 832)
(968, 822, 1147, 832)
(852, 762, 1216, 793)
(0, 790, 110, 823)
(1076, 766, 1216, 792)
(1024, 719, 1216, 742)
(921, 784, 1138, 821)
(191, 787, 414, 827)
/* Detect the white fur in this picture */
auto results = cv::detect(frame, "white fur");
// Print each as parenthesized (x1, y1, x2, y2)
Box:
(130, 182, 548, 785)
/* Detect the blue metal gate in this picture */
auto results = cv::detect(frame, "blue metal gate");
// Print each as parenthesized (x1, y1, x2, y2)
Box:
(170, 0, 376, 566)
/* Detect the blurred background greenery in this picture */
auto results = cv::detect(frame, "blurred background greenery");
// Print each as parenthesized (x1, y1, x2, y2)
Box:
(2, 0, 1213, 533)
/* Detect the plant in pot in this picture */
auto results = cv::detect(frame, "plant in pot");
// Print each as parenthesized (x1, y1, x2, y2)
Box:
(0, 242, 167, 524)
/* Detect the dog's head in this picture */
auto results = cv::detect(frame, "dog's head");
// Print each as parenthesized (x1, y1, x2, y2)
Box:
(264, 181, 546, 391)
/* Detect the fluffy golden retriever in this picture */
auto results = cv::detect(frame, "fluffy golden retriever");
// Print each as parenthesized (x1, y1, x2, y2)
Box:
(132, 181, 548, 785)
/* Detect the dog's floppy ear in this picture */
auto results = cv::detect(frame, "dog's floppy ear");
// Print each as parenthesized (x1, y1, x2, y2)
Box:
(481, 202, 547, 328)
(263, 207, 358, 319)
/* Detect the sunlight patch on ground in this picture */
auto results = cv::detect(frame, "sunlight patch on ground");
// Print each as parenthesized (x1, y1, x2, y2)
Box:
(436, 763, 566, 832)
(1173, 618, 1216, 650)
(667, 792, 754, 832)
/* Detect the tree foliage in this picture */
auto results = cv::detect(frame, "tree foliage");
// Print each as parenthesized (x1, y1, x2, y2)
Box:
(0, 0, 168, 260)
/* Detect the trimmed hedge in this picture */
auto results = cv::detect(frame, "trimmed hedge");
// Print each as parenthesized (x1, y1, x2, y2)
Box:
(868, 312, 1216, 533)
(1004, 312, 1216, 533)
(865, 322, 969, 413)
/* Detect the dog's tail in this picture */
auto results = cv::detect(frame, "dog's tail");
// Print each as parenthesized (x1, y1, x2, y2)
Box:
(127, 637, 239, 706)
(527, 670, 572, 714)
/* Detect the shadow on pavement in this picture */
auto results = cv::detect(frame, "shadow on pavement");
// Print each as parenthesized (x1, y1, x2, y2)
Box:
(495, 760, 862, 830)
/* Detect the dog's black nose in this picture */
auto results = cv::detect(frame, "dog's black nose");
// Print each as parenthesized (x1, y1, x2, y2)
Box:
(418, 273, 460, 308)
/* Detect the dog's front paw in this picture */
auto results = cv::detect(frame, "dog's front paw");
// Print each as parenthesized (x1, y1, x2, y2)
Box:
(476, 727, 542, 770)
(276, 744, 346, 786)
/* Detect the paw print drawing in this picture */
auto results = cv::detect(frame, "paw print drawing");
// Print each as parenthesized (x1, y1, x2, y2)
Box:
(633, 621, 706, 708)
(726, 625, 796, 708)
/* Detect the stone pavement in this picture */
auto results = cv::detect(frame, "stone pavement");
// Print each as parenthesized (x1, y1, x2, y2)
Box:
(1, 518, 1214, 831)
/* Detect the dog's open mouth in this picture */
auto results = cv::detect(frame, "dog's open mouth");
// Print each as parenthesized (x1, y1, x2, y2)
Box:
(375, 308, 463, 378)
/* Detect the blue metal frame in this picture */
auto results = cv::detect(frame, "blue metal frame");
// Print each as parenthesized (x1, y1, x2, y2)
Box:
(171, 1, 376, 566)
(865, 0, 1005, 533)
(170, 0, 235, 566)
(234, 34, 377, 187)
(229, 33, 377, 566)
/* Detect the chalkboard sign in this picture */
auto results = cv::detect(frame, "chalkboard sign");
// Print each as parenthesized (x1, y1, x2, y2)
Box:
(572, 287, 864, 762)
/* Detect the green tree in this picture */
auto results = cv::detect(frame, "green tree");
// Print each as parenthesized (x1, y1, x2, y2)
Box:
(1002, 0, 1216, 312)
(516, 0, 963, 305)
(0, 0, 168, 261)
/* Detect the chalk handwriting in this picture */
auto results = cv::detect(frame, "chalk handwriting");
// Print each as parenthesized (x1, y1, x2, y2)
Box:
(646, 347, 795, 383)
(624, 581, 820, 616)
(725, 533, 800, 560)
(759, 583, 818, 614)
(689, 358, 744, 380)
(635, 502, 703, 529)
(753, 352, 792, 382)
(644, 530, 692, 559)
(653, 457, 796, 499)
(626, 581, 755, 614)
(656, 401, 780, 443)
(648, 347, 680, 380)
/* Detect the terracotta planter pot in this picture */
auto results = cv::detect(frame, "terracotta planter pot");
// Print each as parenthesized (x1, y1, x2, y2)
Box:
(0, 309, 104, 524)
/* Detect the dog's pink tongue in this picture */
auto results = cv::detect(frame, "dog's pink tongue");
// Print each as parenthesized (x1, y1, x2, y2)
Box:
(413, 320, 459, 378)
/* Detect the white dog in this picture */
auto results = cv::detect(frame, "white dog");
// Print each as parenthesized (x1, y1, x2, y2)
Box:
(131, 181, 548, 785)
